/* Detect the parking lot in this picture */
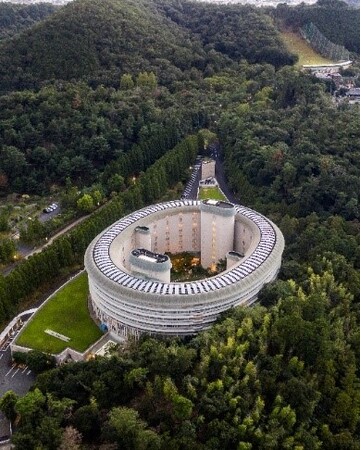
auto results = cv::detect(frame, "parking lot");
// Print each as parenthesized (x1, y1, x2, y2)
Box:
(0, 347, 35, 398)
(3, 360, 31, 379)
(38, 204, 61, 223)
(0, 346, 33, 447)
(0, 326, 36, 399)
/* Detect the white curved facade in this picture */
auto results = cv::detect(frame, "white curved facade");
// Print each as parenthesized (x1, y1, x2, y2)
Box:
(84, 200, 284, 338)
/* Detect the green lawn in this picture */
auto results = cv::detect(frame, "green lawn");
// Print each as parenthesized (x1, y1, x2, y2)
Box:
(281, 31, 334, 66)
(16, 273, 103, 354)
(198, 186, 227, 201)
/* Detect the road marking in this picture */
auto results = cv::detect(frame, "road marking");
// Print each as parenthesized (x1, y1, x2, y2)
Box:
(11, 368, 19, 378)
(0, 354, 3, 360)
(21, 366, 28, 374)
(5, 365, 15, 377)
(26, 370, 31, 376)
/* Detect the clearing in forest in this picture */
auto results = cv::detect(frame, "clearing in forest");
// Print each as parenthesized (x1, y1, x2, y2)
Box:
(281, 31, 334, 66)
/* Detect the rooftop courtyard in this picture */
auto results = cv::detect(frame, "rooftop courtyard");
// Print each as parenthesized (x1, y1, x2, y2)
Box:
(198, 185, 227, 201)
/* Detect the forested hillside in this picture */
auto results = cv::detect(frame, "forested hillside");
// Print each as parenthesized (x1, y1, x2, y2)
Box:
(1, 64, 359, 449)
(4, 272, 358, 449)
(0, 0, 299, 194)
(0, 0, 297, 92)
(219, 66, 359, 220)
(0, 0, 359, 448)
(0, 3, 56, 41)
(0, 0, 206, 91)
(0, 81, 202, 193)
(156, 0, 297, 69)
(271, 0, 360, 54)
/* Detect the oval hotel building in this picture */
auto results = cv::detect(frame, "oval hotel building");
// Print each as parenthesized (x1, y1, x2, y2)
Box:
(84, 199, 284, 339)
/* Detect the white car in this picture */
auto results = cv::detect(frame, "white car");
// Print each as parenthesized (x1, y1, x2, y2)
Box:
(43, 203, 58, 213)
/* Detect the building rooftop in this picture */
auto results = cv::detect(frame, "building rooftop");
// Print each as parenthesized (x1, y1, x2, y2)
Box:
(303, 60, 352, 69)
(95, 340, 118, 357)
(203, 199, 234, 208)
(135, 226, 150, 232)
(228, 251, 245, 258)
(131, 248, 169, 264)
(90, 200, 281, 296)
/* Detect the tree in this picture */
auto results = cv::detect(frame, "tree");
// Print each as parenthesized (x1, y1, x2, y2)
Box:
(58, 426, 82, 450)
(11, 431, 37, 450)
(35, 415, 63, 450)
(136, 72, 157, 90)
(91, 189, 103, 206)
(20, 217, 46, 244)
(72, 403, 101, 441)
(0, 213, 9, 232)
(77, 194, 94, 213)
(0, 238, 16, 263)
(26, 350, 56, 374)
(0, 145, 27, 183)
(105, 407, 161, 449)
(0, 390, 18, 422)
(120, 73, 134, 90)
(15, 388, 46, 426)
(107, 174, 125, 193)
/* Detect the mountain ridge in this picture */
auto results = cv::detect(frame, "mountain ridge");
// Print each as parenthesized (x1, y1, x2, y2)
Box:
(0, 0, 296, 91)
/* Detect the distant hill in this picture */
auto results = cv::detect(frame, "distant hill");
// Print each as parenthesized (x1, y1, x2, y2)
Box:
(271, 0, 360, 54)
(0, 0, 296, 91)
(0, 2, 57, 40)
(0, 0, 213, 91)
(0, 0, 201, 90)
(155, 0, 297, 68)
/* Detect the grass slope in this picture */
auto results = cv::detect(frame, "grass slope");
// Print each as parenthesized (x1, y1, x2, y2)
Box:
(16, 273, 102, 354)
(281, 31, 335, 66)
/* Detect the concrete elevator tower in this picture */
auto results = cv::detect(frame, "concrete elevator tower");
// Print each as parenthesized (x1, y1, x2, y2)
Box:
(134, 226, 151, 250)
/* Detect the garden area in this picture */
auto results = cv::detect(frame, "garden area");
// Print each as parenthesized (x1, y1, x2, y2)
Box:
(198, 185, 227, 201)
(15, 273, 103, 354)
(169, 252, 226, 281)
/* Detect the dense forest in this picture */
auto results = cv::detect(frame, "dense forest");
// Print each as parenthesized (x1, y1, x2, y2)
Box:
(155, 0, 297, 68)
(271, 0, 360, 53)
(0, 81, 199, 193)
(0, 0, 296, 92)
(0, 0, 359, 448)
(0, 3, 56, 41)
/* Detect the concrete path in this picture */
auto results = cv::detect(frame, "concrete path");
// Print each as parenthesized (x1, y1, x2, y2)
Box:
(2, 214, 90, 276)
